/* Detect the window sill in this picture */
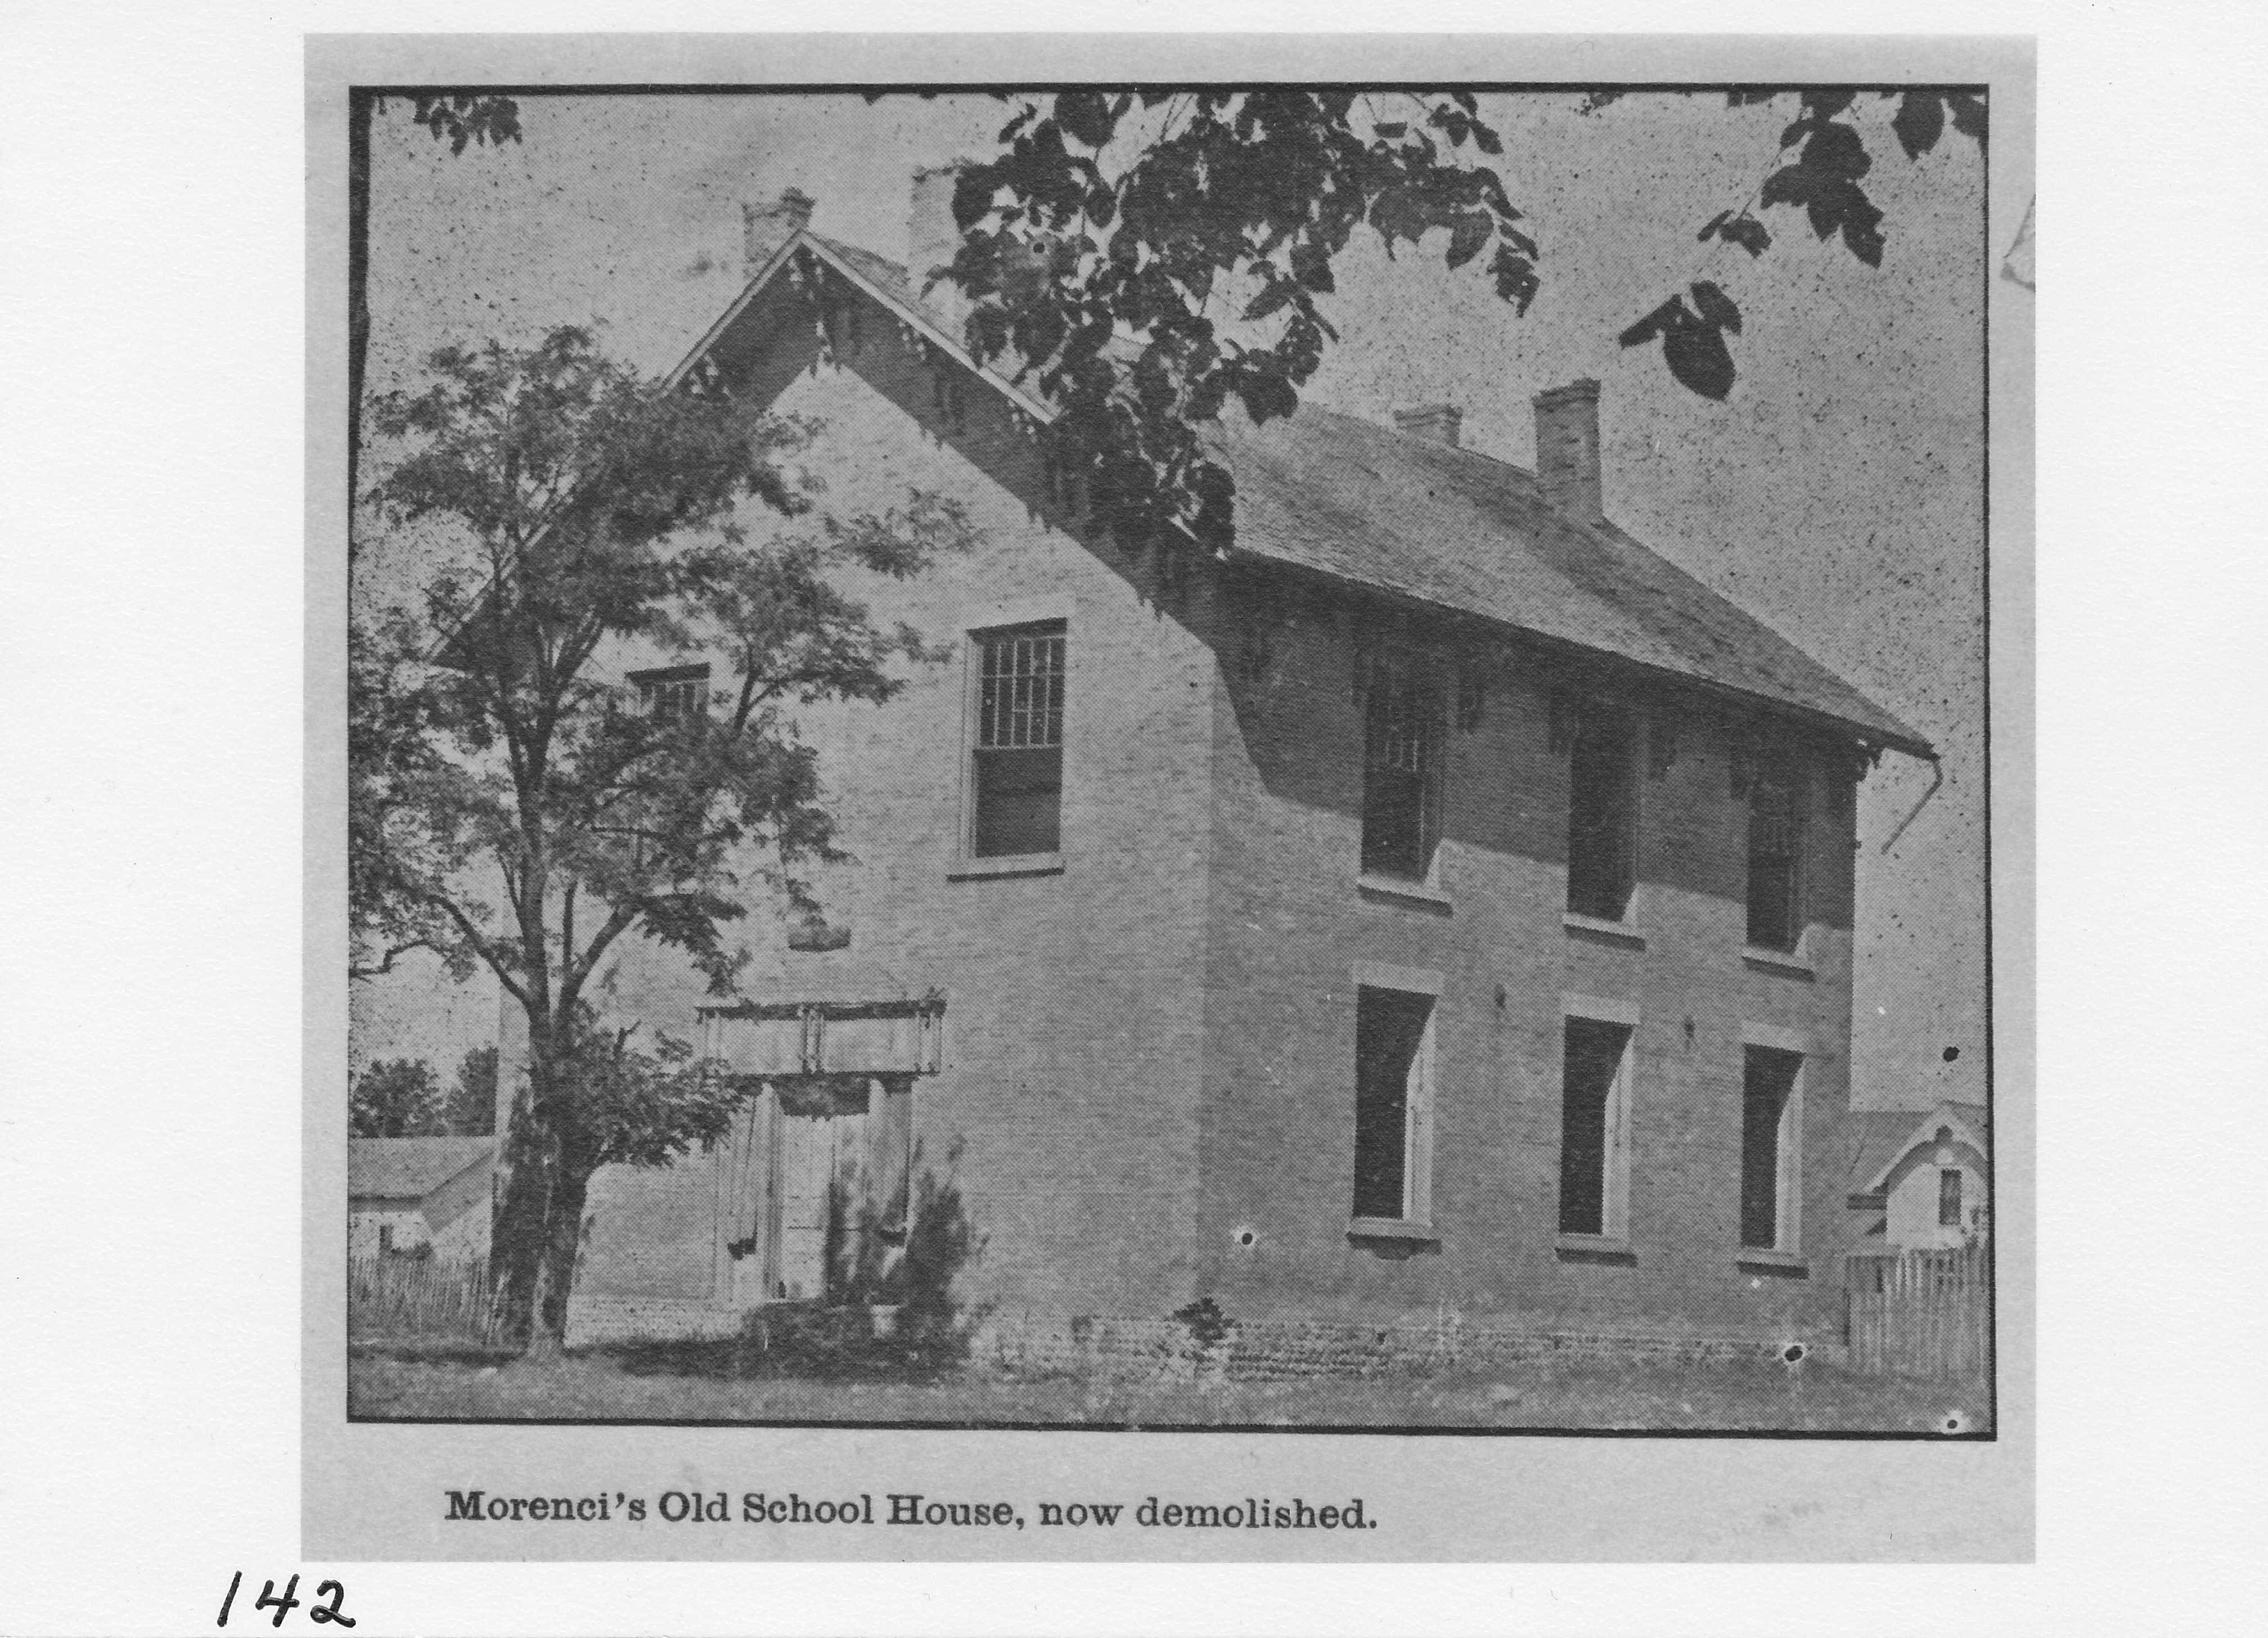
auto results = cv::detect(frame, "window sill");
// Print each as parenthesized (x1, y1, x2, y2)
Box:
(1563, 912, 1645, 948)
(1346, 1216, 1441, 1245)
(1356, 873, 1453, 911)
(947, 852, 1065, 881)
(1736, 1248, 1811, 1277)
(1742, 946, 1815, 979)
(1554, 1232, 1637, 1264)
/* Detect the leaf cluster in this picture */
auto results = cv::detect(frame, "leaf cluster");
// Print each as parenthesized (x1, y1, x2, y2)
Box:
(348, 1047, 497, 1137)
(1618, 281, 1744, 401)
(406, 94, 523, 157)
(1619, 87, 1985, 400)
(934, 90, 1540, 556)
(542, 1013, 746, 1173)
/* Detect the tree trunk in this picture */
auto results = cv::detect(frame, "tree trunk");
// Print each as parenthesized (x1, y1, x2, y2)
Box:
(488, 1035, 563, 1353)
(525, 1161, 593, 1360)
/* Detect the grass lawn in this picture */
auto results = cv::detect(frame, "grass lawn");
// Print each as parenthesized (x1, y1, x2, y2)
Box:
(348, 1343, 1986, 1434)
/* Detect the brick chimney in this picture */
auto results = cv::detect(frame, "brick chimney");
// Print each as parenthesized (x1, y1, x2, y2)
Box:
(1531, 378, 1603, 523)
(741, 187, 815, 277)
(908, 161, 974, 332)
(1392, 403, 1463, 448)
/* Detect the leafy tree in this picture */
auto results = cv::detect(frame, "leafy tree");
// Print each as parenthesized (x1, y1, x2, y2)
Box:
(445, 1045, 499, 1137)
(928, 87, 1982, 551)
(354, 323, 973, 1352)
(350, 1058, 444, 1138)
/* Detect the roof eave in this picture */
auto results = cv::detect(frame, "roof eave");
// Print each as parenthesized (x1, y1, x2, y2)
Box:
(1221, 551, 1934, 761)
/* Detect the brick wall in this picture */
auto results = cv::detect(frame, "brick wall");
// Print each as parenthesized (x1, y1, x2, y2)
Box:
(1191, 572, 1862, 1337)
(568, 277, 1219, 1321)
(525, 266, 1870, 1346)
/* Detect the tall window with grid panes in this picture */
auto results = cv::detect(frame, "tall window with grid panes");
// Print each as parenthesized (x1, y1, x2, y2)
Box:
(970, 623, 1066, 857)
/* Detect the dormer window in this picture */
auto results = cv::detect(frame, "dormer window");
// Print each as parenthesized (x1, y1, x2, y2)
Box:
(630, 663, 710, 722)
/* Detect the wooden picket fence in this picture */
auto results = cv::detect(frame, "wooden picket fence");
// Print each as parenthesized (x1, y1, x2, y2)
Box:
(348, 1253, 503, 1346)
(1845, 1245, 1991, 1380)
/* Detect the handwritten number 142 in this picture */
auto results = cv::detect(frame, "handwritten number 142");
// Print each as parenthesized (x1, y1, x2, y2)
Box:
(217, 1572, 354, 1628)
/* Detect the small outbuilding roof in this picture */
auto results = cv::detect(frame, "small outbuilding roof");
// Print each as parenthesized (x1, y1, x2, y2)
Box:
(348, 1137, 494, 1202)
(703, 231, 1929, 758)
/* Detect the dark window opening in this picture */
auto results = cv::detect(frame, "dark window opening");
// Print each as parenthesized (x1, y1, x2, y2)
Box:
(1565, 714, 1638, 919)
(1938, 1167, 1964, 1228)
(631, 663, 711, 722)
(1740, 1046, 1802, 1250)
(1558, 1018, 1631, 1236)
(1353, 986, 1432, 1220)
(1361, 669, 1443, 880)
(376, 1223, 393, 1254)
(933, 370, 967, 432)
(971, 624, 1065, 857)
(1745, 764, 1805, 950)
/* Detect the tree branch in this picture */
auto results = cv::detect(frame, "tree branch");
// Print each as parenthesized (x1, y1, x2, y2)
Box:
(560, 901, 640, 1015)
(425, 889, 533, 1009)
(349, 939, 439, 980)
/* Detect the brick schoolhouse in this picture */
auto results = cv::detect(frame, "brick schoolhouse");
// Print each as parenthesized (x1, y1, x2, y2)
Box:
(505, 177, 1935, 1354)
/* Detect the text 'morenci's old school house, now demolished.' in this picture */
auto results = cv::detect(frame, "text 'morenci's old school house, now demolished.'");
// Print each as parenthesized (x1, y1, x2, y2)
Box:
(492, 171, 1938, 1352)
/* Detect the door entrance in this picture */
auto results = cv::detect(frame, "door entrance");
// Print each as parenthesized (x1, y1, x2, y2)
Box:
(716, 1074, 915, 1307)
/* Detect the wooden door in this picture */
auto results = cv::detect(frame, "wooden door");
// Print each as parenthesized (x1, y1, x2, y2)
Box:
(773, 1112, 842, 1300)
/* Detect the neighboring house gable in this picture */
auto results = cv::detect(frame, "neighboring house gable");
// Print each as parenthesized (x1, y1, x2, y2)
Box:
(1848, 1101, 1990, 1250)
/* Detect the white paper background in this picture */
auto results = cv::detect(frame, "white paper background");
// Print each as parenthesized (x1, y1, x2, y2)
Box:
(1, 1, 2258, 1632)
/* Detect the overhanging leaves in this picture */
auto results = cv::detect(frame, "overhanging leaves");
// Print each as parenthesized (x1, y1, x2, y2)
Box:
(1618, 283, 1743, 400)
(932, 89, 1541, 556)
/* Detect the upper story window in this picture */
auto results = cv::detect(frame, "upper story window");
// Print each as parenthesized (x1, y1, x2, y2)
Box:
(1565, 710, 1638, 920)
(1938, 1165, 1965, 1228)
(1745, 758, 1806, 951)
(1361, 667, 1444, 881)
(629, 663, 710, 722)
(970, 623, 1065, 858)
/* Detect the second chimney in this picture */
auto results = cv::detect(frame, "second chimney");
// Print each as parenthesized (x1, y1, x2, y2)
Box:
(1531, 378, 1603, 523)
(908, 161, 975, 334)
(742, 187, 815, 277)
(1392, 403, 1463, 448)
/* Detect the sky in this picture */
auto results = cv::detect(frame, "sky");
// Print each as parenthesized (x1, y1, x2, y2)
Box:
(355, 89, 1991, 1112)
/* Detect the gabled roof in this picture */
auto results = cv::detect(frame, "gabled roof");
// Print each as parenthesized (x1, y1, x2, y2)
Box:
(678, 230, 1932, 757)
(1853, 1101, 1990, 1195)
(1205, 408, 1929, 752)
(348, 1137, 494, 1202)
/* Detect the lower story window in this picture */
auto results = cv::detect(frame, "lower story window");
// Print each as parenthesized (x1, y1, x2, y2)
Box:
(1558, 1017, 1634, 1238)
(1352, 985, 1436, 1222)
(1739, 1045, 1804, 1251)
